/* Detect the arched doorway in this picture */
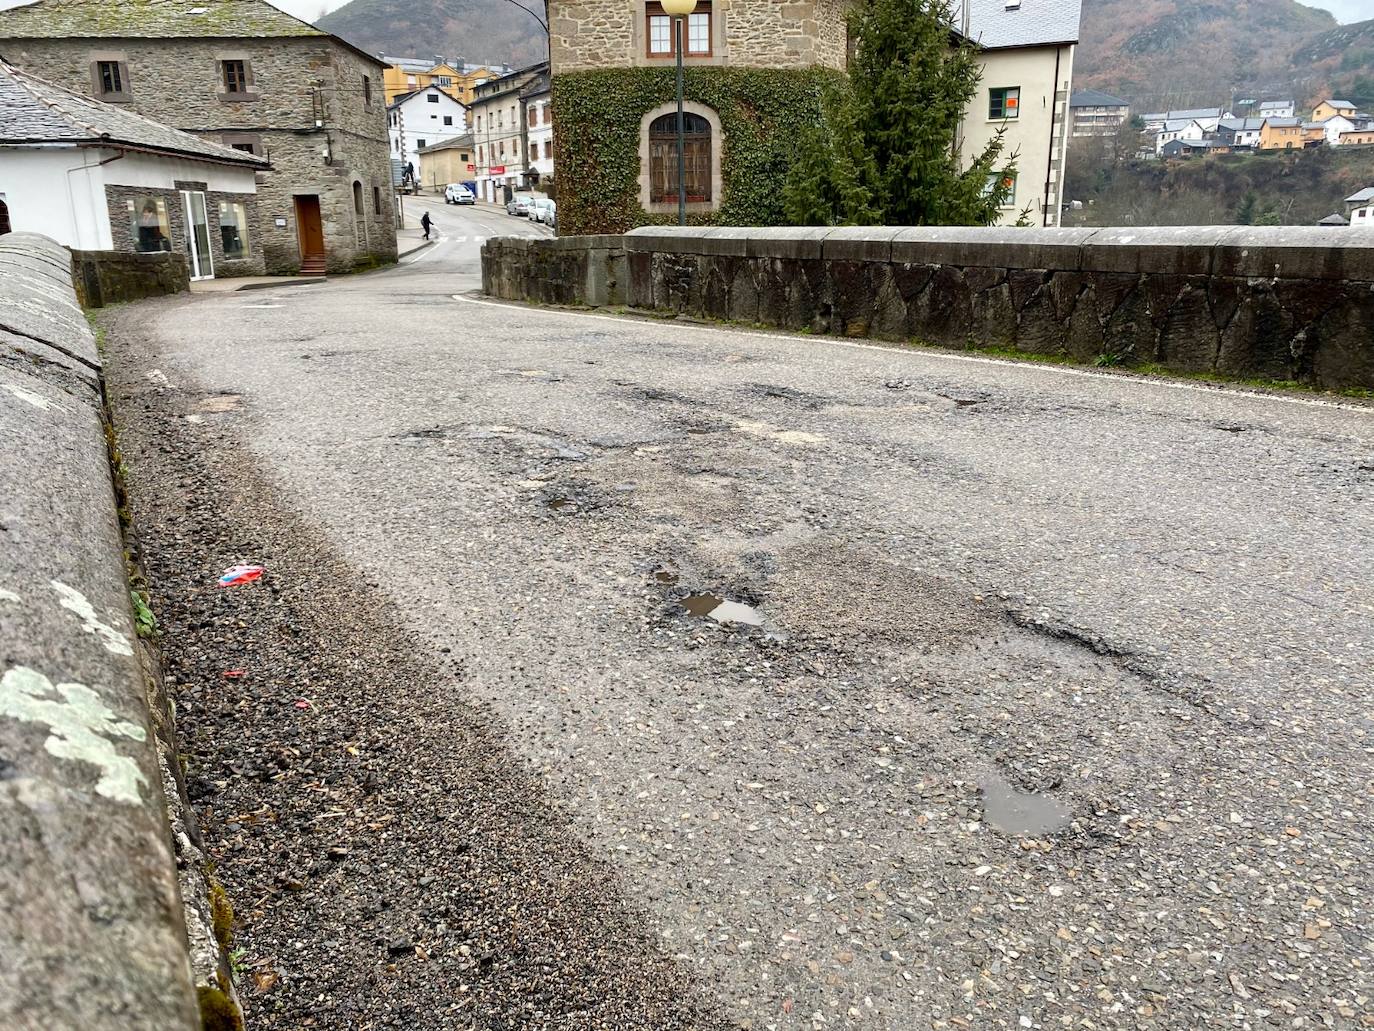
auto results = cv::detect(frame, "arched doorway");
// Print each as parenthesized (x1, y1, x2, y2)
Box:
(647, 111, 712, 204)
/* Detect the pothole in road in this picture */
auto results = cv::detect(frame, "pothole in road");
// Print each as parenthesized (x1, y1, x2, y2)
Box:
(682, 593, 764, 627)
(547, 497, 579, 514)
(979, 775, 1071, 836)
(653, 565, 680, 586)
(197, 394, 244, 414)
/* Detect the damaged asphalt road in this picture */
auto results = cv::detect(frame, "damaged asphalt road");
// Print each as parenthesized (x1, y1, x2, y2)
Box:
(101, 218, 1373, 1030)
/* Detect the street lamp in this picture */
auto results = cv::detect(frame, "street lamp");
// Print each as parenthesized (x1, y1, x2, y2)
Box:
(661, 0, 697, 226)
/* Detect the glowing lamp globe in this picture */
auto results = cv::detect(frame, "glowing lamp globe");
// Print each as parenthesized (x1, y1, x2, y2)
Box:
(660, 0, 697, 14)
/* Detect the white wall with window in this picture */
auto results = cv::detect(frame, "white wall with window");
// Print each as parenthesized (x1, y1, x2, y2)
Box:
(958, 44, 1076, 227)
(525, 91, 555, 185)
(387, 86, 469, 185)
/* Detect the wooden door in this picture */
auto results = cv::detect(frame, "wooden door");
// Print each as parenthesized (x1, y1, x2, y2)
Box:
(294, 195, 325, 259)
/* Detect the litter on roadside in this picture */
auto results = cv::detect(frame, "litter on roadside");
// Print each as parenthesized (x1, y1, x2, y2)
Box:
(219, 564, 265, 587)
(222, 669, 246, 679)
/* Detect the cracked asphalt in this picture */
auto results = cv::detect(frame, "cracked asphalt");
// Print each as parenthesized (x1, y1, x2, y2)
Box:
(102, 199, 1373, 1030)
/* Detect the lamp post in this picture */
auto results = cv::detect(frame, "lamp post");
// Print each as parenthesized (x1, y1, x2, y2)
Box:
(661, 0, 697, 226)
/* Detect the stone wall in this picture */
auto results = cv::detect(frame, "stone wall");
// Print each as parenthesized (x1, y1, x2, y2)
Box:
(481, 226, 1374, 390)
(71, 248, 191, 309)
(549, 0, 852, 73)
(483, 234, 628, 307)
(0, 233, 200, 1030)
(105, 184, 264, 280)
(0, 36, 397, 274)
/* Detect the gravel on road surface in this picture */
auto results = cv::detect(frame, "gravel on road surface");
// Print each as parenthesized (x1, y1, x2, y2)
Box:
(101, 214, 1373, 1030)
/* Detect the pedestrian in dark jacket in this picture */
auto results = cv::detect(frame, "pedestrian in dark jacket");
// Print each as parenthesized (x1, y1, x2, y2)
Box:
(421, 211, 433, 240)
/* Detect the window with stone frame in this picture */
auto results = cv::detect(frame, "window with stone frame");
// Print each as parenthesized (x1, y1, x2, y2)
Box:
(91, 57, 132, 102)
(223, 60, 248, 93)
(648, 112, 712, 202)
(646, 2, 713, 57)
(220, 132, 263, 157)
(363, 75, 373, 107)
(218, 58, 258, 101)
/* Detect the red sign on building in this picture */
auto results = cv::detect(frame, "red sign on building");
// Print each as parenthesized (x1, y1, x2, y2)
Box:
(489, 165, 506, 175)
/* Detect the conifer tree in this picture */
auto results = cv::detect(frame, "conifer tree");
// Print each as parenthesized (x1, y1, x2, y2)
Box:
(783, 0, 1017, 226)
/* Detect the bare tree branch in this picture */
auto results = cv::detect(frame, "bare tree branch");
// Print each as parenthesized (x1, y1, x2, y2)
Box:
(495, 0, 549, 34)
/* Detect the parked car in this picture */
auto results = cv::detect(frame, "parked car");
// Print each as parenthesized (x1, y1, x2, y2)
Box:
(444, 183, 475, 205)
(506, 193, 534, 216)
(528, 198, 556, 224)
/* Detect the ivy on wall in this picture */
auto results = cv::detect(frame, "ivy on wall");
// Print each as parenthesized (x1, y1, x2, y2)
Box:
(552, 66, 848, 237)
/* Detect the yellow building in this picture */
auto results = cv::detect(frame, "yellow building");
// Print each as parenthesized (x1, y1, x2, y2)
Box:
(1259, 117, 1305, 150)
(382, 57, 509, 106)
(1312, 98, 1358, 122)
(416, 135, 476, 191)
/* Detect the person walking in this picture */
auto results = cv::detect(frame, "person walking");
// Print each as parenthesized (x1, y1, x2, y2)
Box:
(421, 211, 433, 241)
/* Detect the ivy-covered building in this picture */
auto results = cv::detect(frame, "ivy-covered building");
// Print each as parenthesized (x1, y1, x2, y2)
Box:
(549, 0, 853, 235)
(549, 0, 1081, 234)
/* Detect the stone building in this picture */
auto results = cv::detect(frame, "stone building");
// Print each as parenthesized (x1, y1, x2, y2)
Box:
(1, 59, 265, 279)
(0, 0, 397, 275)
(547, 0, 1080, 233)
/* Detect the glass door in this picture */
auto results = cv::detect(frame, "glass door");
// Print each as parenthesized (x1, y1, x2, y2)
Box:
(181, 190, 214, 281)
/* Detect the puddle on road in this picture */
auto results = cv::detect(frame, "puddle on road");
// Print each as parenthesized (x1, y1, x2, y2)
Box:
(980, 775, 1071, 836)
(654, 568, 680, 585)
(682, 594, 764, 626)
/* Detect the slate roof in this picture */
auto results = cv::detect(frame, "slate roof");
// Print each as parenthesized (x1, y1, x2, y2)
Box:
(1345, 187, 1374, 203)
(417, 133, 473, 154)
(0, 59, 267, 167)
(1160, 119, 1199, 132)
(1327, 99, 1355, 108)
(387, 85, 466, 111)
(0, 0, 385, 66)
(0, 0, 322, 38)
(1258, 100, 1293, 110)
(1318, 213, 1349, 225)
(1069, 88, 1129, 108)
(962, 0, 1082, 49)
(1219, 118, 1264, 131)
(1264, 117, 1301, 127)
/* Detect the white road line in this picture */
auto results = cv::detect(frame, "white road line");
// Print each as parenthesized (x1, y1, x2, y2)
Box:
(402, 238, 449, 266)
(450, 293, 1372, 414)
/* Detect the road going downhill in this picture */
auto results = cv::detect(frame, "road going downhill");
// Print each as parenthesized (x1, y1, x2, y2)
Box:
(101, 203, 1373, 1031)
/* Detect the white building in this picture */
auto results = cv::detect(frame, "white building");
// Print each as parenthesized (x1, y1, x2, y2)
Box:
(388, 84, 468, 185)
(1142, 107, 1228, 133)
(0, 59, 265, 280)
(523, 75, 554, 189)
(1154, 118, 1205, 155)
(1258, 100, 1295, 119)
(959, 0, 1083, 227)
(470, 62, 547, 205)
(1216, 117, 1264, 148)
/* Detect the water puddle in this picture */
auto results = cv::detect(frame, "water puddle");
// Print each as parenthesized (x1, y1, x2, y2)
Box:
(979, 775, 1071, 836)
(682, 594, 764, 627)
(654, 568, 680, 585)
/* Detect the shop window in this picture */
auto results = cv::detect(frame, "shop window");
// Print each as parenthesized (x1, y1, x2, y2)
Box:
(218, 200, 250, 260)
(127, 197, 172, 253)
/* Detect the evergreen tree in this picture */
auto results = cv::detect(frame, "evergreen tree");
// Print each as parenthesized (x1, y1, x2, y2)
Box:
(782, 0, 1016, 226)
(1235, 190, 1258, 225)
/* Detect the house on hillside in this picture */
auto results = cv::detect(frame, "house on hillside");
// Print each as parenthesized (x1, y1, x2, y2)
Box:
(1141, 107, 1228, 133)
(1344, 186, 1374, 214)
(1257, 100, 1295, 119)
(1338, 127, 1374, 146)
(388, 84, 468, 186)
(469, 62, 547, 204)
(0, 0, 396, 276)
(1069, 87, 1130, 137)
(546, 0, 1080, 231)
(1216, 117, 1263, 149)
(0, 60, 265, 278)
(1154, 118, 1205, 155)
(1259, 117, 1306, 149)
(1161, 138, 1225, 159)
(1312, 98, 1358, 121)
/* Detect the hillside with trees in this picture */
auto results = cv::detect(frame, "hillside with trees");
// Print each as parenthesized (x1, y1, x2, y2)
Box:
(317, 0, 547, 67)
(1074, 0, 1341, 111)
